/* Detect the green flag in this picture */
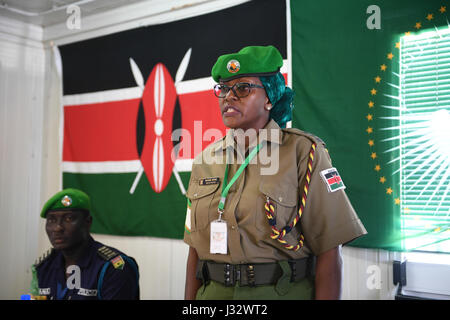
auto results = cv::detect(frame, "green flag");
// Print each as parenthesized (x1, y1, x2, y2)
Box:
(291, 0, 450, 252)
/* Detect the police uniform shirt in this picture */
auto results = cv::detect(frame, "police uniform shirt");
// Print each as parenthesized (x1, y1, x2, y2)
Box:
(34, 237, 139, 300)
(184, 119, 367, 264)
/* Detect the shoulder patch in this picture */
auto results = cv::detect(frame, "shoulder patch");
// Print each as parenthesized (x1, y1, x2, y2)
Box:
(320, 167, 346, 192)
(110, 255, 125, 270)
(97, 246, 119, 261)
(34, 248, 54, 268)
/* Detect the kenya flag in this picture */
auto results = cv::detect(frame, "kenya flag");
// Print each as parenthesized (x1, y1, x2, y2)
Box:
(60, 0, 289, 239)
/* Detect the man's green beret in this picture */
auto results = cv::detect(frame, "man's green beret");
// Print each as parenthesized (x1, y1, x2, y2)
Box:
(40, 188, 91, 218)
(211, 45, 283, 82)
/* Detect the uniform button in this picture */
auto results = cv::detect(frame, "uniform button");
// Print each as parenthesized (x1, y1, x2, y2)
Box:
(278, 197, 283, 202)
(231, 225, 236, 230)
(194, 193, 198, 197)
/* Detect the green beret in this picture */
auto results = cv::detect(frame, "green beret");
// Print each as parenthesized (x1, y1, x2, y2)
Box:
(211, 45, 283, 82)
(40, 188, 91, 218)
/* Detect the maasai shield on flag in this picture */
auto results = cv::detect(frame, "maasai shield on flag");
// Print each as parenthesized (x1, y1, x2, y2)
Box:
(60, 0, 289, 239)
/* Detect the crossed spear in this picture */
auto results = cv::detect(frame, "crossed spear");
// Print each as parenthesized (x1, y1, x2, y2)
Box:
(128, 48, 192, 195)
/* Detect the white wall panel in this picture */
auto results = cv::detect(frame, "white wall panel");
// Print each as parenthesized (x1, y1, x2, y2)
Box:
(0, 21, 47, 299)
(342, 247, 400, 300)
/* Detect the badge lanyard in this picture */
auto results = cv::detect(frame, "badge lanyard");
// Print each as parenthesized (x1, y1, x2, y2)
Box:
(210, 142, 263, 254)
(217, 142, 263, 220)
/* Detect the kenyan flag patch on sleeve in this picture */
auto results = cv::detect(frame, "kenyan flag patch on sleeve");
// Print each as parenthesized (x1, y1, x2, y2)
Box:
(320, 168, 346, 193)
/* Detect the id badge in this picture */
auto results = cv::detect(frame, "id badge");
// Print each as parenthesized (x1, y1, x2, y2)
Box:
(210, 220, 227, 254)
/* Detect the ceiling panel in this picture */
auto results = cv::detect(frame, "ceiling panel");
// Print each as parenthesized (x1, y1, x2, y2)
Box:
(0, 0, 155, 27)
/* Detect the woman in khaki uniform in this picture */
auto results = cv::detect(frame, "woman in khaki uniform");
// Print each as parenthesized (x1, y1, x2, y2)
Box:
(184, 45, 367, 300)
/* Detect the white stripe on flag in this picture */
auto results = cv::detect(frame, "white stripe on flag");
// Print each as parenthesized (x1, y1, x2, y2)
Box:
(62, 160, 142, 173)
(174, 159, 193, 172)
(62, 159, 193, 173)
(62, 61, 288, 106)
(63, 87, 143, 106)
(175, 77, 216, 94)
(280, 63, 288, 75)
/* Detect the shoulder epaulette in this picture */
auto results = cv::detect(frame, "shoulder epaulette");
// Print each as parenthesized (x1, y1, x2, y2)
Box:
(282, 127, 326, 147)
(34, 248, 54, 268)
(98, 246, 127, 270)
(97, 246, 120, 261)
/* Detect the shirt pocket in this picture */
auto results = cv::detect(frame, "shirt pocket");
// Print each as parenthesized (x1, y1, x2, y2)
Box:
(186, 178, 221, 232)
(255, 180, 299, 234)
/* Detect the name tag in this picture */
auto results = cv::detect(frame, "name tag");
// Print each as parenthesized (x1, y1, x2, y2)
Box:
(39, 288, 51, 295)
(199, 177, 220, 185)
(77, 288, 98, 297)
(210, 220, 227, 255)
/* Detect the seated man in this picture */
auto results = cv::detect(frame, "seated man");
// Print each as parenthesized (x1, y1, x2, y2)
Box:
(30, 188, 139, 300)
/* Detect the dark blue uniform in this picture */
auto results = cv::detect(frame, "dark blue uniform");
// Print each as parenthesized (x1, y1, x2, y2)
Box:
(34, 237, 139, 300)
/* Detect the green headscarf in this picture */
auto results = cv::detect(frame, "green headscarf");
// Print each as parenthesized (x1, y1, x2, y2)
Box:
(260, 72, 294, 128)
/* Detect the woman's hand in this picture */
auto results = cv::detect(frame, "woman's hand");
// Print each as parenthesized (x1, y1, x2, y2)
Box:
(314, 245, 343, 300)
(184, 246, 202, 300)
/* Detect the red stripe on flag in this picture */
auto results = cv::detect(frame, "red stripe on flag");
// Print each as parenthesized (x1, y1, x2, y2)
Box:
(63, 73, 287, 163)
(63, 92, 225, 162)
(63, 99, 140, 161)
(178, 90, 227, 159)
(327, 175, 342, 185)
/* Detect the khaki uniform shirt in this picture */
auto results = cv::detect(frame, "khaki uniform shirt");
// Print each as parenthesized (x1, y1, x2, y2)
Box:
(184, 119, 367, 264)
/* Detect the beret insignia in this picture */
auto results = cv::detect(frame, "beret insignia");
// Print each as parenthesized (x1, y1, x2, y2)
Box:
(40, 188, 91, 218)
(227, 59, 240, 73)
(61, 195, 72, 207)
(211, 45, 283, 82)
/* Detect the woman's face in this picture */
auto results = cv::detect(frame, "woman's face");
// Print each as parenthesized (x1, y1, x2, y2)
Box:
(218, 76, 272, 131)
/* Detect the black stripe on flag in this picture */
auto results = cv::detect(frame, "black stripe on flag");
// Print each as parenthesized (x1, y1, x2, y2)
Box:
(325, 171, 339, 179)
(60, 0, 287, 95)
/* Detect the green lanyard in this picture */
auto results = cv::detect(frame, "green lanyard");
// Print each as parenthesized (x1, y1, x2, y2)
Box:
(217, 142, 263, 220)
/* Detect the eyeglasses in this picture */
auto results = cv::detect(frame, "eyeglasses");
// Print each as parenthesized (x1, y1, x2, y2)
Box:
(213, 82, 265, 98)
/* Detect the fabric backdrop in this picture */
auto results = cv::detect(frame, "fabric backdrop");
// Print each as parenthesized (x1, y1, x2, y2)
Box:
(60, 0, 288, 239)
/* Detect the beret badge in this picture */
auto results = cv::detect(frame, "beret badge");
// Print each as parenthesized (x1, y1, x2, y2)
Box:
(227, 59, 240, 73)
(61, 195, 72, 207)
